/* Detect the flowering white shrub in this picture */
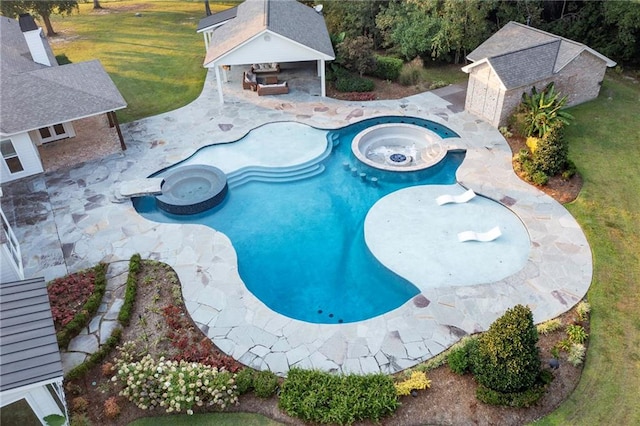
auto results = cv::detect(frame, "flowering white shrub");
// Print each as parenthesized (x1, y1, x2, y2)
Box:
(113, 353, 238, 413)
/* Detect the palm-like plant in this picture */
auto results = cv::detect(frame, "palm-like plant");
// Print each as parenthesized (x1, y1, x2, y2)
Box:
(521, 82, 574, 138)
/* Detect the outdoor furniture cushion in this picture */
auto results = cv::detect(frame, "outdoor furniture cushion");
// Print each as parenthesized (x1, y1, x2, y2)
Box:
(243, 71, 257, 91)
(252, 63, 280, 74)
(257, 81, 289, 96)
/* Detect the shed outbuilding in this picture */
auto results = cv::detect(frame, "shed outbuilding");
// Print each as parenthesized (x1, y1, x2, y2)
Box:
(462, 22, 616, 127)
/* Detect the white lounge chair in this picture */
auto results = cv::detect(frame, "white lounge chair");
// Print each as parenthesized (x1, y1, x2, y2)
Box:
(436, 189, 476, 206)
(458, 226, 502, 242)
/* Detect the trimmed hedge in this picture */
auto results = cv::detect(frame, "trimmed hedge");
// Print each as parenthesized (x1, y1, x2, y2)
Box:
(335, 74, 375, 93)
(56, 263, 108, 349)
(369, 55, 403, 81)
(65, 254, 142, 380)
(279, 368, 398, 425)
(117, 253, 141, 326)
(66, 328, 122, 380)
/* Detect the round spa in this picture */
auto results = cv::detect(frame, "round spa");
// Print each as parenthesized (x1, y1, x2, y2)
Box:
(156, 165, 228, 215)
(352, 123, 446, 172)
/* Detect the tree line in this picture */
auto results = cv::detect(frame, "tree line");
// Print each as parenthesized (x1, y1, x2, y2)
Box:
(2, 0, 638, 67)
(322, 0, 640, 67)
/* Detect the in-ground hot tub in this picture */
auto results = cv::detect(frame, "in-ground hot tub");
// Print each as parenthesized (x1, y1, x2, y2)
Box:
(352, 123, 446, 172)
(156, 165, 228, 215)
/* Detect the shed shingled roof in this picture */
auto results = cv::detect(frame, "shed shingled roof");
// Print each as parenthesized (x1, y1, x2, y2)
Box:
(467, 21, 616, 68)
(0, 15, 127, 136)
(203, 0, 334, 66)
(488, 40, 560, 89)
(0, 277, 63, 393)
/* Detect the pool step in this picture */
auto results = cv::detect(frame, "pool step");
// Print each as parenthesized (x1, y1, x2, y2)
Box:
(227, 164, 325, 188)
(227, 139, 333, 188)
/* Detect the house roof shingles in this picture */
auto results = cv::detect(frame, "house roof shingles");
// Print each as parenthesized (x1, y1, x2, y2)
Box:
(197, 6, 238, 32)
(0, 15, 127, 136)
(0, 277, 64, 393)
(203, 0, 334, 66)
(465, 21, 616, 88)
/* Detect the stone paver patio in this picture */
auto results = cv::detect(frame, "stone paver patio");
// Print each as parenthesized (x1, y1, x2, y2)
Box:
(3, 65, 592, 375)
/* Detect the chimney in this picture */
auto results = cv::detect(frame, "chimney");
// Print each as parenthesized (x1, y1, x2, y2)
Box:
(18, 14, 51, 66)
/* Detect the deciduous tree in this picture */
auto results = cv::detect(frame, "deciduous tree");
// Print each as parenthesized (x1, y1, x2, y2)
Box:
(0, 0, 78, 36)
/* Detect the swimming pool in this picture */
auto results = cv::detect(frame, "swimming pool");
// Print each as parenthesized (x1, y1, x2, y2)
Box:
(134, 116, 528, 324)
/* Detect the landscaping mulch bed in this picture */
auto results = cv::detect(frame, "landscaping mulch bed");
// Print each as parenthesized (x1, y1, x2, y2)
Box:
(64, 263, 587, 426)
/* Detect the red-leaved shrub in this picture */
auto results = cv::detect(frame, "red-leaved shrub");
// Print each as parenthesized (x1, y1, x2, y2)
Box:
(48, 270, 96, 329)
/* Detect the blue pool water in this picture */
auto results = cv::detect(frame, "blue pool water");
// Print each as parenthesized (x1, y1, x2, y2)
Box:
(134, 116, 464, 324)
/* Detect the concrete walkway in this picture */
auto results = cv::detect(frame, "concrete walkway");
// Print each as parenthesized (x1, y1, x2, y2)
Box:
(3, 65, 592, 375)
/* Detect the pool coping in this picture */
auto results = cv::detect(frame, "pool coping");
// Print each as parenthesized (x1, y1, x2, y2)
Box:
(15, 69, 592, 376)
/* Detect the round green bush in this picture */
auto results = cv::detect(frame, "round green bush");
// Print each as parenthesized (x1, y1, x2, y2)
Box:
(447, 338, 476, 375)
(253, 370, 279, 398)
(234, 368, 255, 395)
(471, 305, 541, 394)
(531, 170, 549, 186)
(369, 55, 403, 81)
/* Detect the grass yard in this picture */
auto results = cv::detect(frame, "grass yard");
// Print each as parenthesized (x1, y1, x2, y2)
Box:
(47, 0, 234, 122)
(129, 412, 282, 426)
(537, 75, 640, 424)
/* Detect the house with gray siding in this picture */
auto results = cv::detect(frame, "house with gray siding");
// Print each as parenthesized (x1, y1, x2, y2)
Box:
(0, 277, 68, 425)
(462, 21, 616, 128)
(0, 14, 127, 183)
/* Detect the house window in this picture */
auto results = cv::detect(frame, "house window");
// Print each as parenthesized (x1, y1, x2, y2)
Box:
(46, 383, 66, 414)
(38, 123, 71, 143)
(1, 139, 24, 173)
(0, 398, 40, 426)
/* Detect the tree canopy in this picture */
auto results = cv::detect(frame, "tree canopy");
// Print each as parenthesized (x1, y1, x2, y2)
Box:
(0, 1, 78, 36)
(321, 0, 639, 66)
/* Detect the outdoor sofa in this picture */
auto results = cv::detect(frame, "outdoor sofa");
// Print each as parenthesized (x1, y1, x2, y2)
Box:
(251, 62, 280, 74)
(257, 81, 289, 96)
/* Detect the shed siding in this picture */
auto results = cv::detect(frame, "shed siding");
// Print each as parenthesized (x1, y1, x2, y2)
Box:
(465, 63, 504, 127)
(552, 51, 607, 107)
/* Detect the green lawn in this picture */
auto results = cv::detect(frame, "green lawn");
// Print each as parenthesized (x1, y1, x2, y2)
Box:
(48, 0, 234, 123)
(536, 75, 640, 424)
(128, 412, 282, 426)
